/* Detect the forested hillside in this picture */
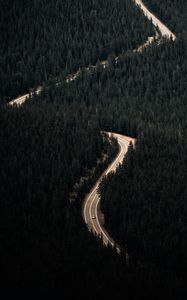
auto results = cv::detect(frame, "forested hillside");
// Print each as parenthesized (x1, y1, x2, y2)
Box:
(97, 1, 187, 297)
(0, 0, 154, 101)
(0, 101, 122, 294)
(0, 0, 186, 298)
(56, 38, 186, 134)
(99, 132, 187, 296)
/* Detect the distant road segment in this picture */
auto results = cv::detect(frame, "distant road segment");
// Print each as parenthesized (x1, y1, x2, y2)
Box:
(8, 1, 176, 107)
(135, 0, 176, 40)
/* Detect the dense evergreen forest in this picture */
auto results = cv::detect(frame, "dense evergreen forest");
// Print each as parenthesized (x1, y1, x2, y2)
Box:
(97, 0, 187, 298)
(0, 101, 122, 294)
(100, 132, 187, 296)
(0, 0, 154, 101)
(0, 0, 186, 298)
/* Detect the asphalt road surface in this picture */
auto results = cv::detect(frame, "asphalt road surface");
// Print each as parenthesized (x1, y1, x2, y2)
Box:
(83, 132, 135, 251)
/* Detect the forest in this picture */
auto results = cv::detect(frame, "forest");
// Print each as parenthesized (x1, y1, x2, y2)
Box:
(0, 100, 122, 294)
(97, 0, 187, 297)
(0, 0, 154, 101)
(0, 0, 187, 298)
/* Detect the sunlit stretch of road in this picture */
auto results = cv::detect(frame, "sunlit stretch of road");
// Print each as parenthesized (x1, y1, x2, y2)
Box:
(135, 0, 176, 40)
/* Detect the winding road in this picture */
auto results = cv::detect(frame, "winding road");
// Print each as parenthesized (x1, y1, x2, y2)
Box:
(82, 2, 176, 251)
(83, 133, 135, 252)
(7, 1, 176, 253)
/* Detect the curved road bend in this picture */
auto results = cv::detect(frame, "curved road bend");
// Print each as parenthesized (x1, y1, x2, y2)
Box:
(83, 132, 135, 252)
